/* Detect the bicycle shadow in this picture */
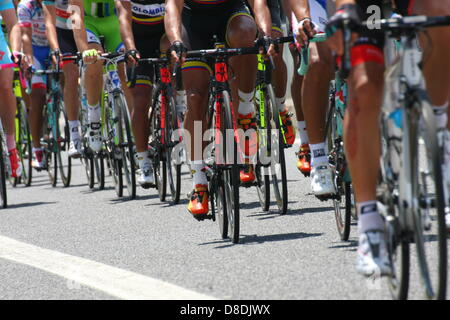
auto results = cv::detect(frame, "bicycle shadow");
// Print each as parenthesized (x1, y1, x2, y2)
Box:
(328, 240, 358, 252)
(5, 201, 57, 209)
(198, 231, 323, 249)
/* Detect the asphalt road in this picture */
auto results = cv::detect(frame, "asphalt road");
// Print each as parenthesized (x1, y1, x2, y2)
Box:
(0, 144, 448, 300)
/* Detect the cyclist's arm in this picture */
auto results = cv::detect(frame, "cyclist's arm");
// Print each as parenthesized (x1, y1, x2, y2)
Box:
(164, 0, 184, 45)
(42, 2, 60, 52)
(1, 8, 21, 53)
(69, 0, 89, 52)
(287, 0, 310, 21)
(115, 0, 136, 52)
(247, 0, 273, 37)
(17, 3, 34, 65)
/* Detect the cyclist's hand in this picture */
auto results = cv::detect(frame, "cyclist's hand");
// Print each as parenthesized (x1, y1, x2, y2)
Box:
(50, 49, 63, 67)
(125, 49, 140, 66)
(82, 49, 99, 64)
(169, 40, 187, 66)
(325, 3, 361, 56)
(11, 51, 29, 69)
(295, 18, 317, 47)
(257, 36, 276, 58)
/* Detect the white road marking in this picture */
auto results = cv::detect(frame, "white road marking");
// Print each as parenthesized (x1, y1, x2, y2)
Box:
(0, 235, 216, 300)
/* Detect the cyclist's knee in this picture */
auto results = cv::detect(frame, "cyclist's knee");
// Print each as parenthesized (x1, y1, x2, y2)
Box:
(227, 16, 257, 48)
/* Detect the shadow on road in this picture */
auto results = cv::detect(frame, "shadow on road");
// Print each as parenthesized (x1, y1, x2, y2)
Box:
(6, 201, 57, 209)
(328, 240, 358, 252)
(199, 232, 323, 249)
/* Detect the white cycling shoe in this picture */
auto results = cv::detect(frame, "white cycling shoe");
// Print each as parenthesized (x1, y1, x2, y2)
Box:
(137, 164, 155, 188)
(310, 164, 336, 196)
(88, 122, 102, 152)
(68, 138, 82, 158)
(446, 213, 450, 232)
(357, 229, 392, 277)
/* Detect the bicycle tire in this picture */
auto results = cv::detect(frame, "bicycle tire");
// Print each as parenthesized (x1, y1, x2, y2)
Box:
(413, 91, 447, 300)
(151, 89, 167, 202)
(56, 103, 72, 187)
(165, 92, 181, 204)
(116, 95, 136, 199)
(16, 98, 32, 187)
(222, 91, 240, 243)
(46, 109, 58, 187)
(0, 130, 8, 208)
(105, 98, 123, 197)
(268, 85, 288, 215)
(255, 86, 271, 212)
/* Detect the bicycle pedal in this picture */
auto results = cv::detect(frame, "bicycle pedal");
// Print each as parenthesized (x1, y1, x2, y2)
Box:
(315, 193, 338, 202)
(140, 183, 156, 190)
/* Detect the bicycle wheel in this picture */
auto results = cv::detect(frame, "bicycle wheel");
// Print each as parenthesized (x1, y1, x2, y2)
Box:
(221, 91, 240, 243)
(151, 90, 167, 202)
(268, 85, 288, 214)
(94, 152, 105, 190)
(105, 99, 123, 197)
(326, 99, 353, 241)
(46, 110, 58, 187)
(413, 91, 447, 300)
(255, 87, 270, 212)
(379, 115, 410, 300)
(16, 98, 32, 187)
(83, 150, 95, 189)
(56, 101, 71, 187)
(0, 130, 8, 208)
(165, 92, 181, 204)
(116, 95, 136, 199)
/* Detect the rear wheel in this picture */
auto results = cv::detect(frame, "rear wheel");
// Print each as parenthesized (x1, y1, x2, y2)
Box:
(221, 91, 240, 243)
(0, 131, 8, 208)
(105, 99, 123, 197)
(166, 94, 181, 204)
(116, 95, 136, 199)
(15, 99, 32, 187)
(56, 102, 71, 187)
(268, 85, 288, 214)
(151, 89, 167, 202)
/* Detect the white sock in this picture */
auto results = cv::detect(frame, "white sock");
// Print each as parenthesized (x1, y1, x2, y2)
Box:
(136, 151, 150, 170)
(310, 142, 328, 167)
(88, 103, 101, 124)
(69, 120, 80, 141)
(238, 90, 255, 115)
(275, 96, 286, 112)
(176, 90, 187, 114)
(433, 102, 448, 130)
(297, 121, 309, 145)
(357, 201, 385, 234)
(191, 160, 207, 188)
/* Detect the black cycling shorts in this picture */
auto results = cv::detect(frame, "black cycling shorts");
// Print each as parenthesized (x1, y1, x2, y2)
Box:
(181, 0, 253, 73)
(127, 24, 165, 87)
(56, 27, 77, 55)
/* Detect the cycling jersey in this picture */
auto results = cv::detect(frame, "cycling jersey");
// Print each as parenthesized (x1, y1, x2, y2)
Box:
(121, 0, 165, 87)
(82, 0, 123, 53)
(18, 0, 48, 47)
(42, 0, 71, 30)
(0, 0, 14, 65)
(185, 0, 238, 13)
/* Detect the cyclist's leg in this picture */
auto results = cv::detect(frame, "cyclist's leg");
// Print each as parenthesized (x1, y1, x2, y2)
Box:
(269, 0, 295, 145)
(130, 34, 161, 187)
(342, 15, 390, 275)
(181, 11, 211, 215)
(226, 6, 258, 183)
(57, 27, 81, 157)
(28, 46, 48, 169)
(289, 43, 311, 174)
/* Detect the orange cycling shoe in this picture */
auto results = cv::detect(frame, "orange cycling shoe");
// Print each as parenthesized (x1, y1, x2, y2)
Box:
(188, 184, 209, 217)
(279, 109, 295, 146)
(296, 144, 311, 177)
(9, 148, 22, 178)
(238, 113, 258, 157)
(240, 164, 256, 185)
